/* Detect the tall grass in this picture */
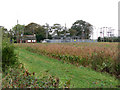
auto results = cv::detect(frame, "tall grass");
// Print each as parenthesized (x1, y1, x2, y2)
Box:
(15, 43, 120, 77)
(2, 40, 70, 88)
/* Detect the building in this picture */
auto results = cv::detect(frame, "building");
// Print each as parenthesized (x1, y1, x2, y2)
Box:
(18, 34, 37, 43)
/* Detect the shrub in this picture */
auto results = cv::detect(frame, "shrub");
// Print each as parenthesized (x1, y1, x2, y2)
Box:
(2, 63, 70, 88)
(2, 39, 18, 72)
(114, 61, 120, 76)
(97, 37, 101, 42)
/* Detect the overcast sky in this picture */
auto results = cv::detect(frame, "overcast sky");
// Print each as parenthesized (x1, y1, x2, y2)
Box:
(0, 0, 119, 38)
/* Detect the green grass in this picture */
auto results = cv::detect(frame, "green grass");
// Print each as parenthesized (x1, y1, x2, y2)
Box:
(15, 48, 120, 88)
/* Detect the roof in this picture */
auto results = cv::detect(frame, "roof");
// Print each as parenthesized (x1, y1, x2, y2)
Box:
(22, 35, 36, 40)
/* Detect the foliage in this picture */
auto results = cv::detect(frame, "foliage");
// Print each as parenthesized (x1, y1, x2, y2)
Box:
(2, 37, 70, 88)
(51, 23, 63, 36)
(97, 37, 101, 42)
(12, 24, 25, 43)
(15, 48, 120, 88)
(1, 27, 8, 40)
(24, 22, 52, 42)
(10, 20, 94, 42)
(2, 38, 19, 72)
(12, 24, 25, 35)
(90, 51, 114, 74)
(15, 43, 120, 78)
(2, 63, 70, 88)
(69, 29, 77, 37)
(97, 36, 120, 42)
(24, 22, 40, 35)
(2, 27, 19, 72)
(36, 28, 46, 42)
(71, 20, 93, 39)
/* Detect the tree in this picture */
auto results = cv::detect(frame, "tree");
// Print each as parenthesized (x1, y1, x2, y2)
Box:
(69, 29, 77, 37)
(12, 24, 25, 43)
(24, 22, 40, 35)
(51, 23, 63, 36)
(1, 27, 8, 39)
(12, 24, 25, 35)
(71, 20, 93, 39)
(35, 25, 46, 42)
(25, 22, 50, 42)
(42, 23, 52, 39)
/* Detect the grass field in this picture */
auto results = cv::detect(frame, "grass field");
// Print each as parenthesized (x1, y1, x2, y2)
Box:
(15, 47, 120, 88)
(16, 42, 120, 76)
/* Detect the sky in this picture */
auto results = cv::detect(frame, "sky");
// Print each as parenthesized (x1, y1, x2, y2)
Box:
(0, 0, 119, 39)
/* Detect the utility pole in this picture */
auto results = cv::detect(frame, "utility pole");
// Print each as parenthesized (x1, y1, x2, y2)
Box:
(17, 19, 18, 43)
(97, 27, 99, 40)
(105, 27, 108, 42)
(96, 27, 98, 40)
(64, 23, 67, 42)
(46, 29, 48, 39)
(45, 23, 49, 39)
(21, 26, 24, 43)
(82, 25, 84, 40)
(100, 27, 102, 42)
(112, 29, 114, 42)
(107, 27, 109, 39)
(103, 27, 105, 42)
(92, 26, 95, 40)
(0, 26, 2, 44)
(107, 27, 111, 42)
(65, 23, 66, 38)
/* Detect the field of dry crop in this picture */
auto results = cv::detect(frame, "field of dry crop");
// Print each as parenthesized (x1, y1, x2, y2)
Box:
(15, 42, 120, 77)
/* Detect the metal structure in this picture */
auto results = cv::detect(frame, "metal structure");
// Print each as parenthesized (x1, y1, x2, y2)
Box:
(44, 39, 97, 43)
(98, 26, 115, 42)
(43, 23, 49, 39)
(17, 20, 19, 43)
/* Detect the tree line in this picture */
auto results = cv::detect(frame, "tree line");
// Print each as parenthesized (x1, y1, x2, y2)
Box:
(97, 37, 120, 42)
(1, 20, 94, 43)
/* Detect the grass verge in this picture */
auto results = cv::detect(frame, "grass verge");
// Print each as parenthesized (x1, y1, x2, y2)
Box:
(15, 48, 120, 88)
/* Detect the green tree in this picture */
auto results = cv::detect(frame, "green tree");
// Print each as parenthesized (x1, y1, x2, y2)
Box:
(51, 23, 63, 36)
(97, 37, 101, 42)
(24, 22, 40, 35)
(1, 27, 8, 39)
(12, 24, 25, 43)
(12, 24, 25, 35)
(69, 29, 77, 37)
(35, 26, 46, 42)
(1, 26, 19, 72)
(71, 20, 93, 39)
(25, 22, 50, 42)
(42, 23, 52, 39)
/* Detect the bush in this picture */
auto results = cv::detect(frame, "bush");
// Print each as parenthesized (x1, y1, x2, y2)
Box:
(91, 51, 116, 75)
(97, 37, 101, 42)
(2, 63, 70, 88)
(114, 61, 120, 76)
(2, 39, 19, 72)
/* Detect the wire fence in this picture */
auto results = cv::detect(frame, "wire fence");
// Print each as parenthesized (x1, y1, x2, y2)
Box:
(46, 39, 97, 43)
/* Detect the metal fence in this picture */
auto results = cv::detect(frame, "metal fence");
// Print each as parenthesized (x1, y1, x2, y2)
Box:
(46, 39, 97, 43)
